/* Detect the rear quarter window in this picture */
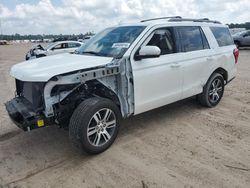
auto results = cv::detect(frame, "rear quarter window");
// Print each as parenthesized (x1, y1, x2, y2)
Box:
(210, 27, 234, 47)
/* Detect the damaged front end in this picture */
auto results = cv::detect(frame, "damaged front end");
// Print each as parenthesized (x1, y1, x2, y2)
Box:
(25, 44, 45, 60)
(6, 57, 134, 131)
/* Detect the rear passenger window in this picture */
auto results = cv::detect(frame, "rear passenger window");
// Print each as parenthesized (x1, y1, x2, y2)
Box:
(210, 27, 234, 46)
(178, 26, 210, 52)
(68, 43, 81, 48)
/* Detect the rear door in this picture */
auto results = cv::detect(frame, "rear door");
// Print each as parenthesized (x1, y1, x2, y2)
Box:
(176, 26, 212, 99)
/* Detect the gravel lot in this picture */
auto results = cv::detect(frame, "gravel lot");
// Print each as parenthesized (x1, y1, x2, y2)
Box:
(0, 44, 250, 188)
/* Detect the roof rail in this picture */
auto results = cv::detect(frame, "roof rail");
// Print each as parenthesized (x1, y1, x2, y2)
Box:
(141, 16, 182, 22)
(140, 17, 221, 24)
(168, 17, 221, 24)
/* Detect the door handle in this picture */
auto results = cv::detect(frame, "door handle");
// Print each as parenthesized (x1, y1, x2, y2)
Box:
(170, 63, 181, 68)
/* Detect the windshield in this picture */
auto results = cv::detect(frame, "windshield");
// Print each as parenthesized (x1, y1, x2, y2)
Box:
(77, 26, 145, 57)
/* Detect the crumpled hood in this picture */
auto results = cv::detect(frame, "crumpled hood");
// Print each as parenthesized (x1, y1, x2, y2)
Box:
(10, 53, 113, 82)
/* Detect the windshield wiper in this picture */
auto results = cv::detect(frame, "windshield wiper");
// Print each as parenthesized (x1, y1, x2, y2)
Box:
(81, 51, 100, 56)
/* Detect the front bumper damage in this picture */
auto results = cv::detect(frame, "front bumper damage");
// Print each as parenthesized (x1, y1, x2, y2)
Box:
(5, 97, 48, 131)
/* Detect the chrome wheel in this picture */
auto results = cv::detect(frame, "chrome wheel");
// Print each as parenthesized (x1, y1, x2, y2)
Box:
(87, 108, 116, 147)
(209, 78, 223, 103)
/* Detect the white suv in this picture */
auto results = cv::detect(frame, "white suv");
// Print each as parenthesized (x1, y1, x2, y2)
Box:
(5, 17, 238, 154)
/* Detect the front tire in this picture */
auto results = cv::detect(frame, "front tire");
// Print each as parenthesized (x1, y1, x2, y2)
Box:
(69, 97, 121, 154)
(36, 54, 46, 58)
(197, 73, 225, 107)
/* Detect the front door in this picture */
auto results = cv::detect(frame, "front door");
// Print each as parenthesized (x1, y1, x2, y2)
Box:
(48, 43, 68, 55)
(131, 27, 183, 114)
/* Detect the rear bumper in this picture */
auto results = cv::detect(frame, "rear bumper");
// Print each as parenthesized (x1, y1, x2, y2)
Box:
(5, 97, 48, 131)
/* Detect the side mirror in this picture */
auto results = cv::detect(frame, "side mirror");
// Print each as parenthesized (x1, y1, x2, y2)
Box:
(135, 46, 161, 60)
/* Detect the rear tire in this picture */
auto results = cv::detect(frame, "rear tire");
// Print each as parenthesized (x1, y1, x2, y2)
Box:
(197, 73, 225, 107)
(69, 97, 121, 154)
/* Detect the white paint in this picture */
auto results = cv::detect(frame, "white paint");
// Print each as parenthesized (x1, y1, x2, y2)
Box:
(129, 23, 237, 115)
(139, 46, 161, 56)
(10, 53, 113, 82)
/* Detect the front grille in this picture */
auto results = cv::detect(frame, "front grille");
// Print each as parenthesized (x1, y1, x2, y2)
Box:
(15, 79, 45, 110)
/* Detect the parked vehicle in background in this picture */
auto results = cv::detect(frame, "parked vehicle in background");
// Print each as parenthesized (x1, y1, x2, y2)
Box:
(6, 17, 238, 154)
(233, 30, 250, 48)
(43, 38, 53, 43)
(25, 41, 83, 60)
(78, 36, 92, 43)
(0, 40, 8, 45)
(229, 28, 246, 35)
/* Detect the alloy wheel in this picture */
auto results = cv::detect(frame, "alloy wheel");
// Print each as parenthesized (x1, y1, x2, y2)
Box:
(87, 108, 116, 147)
(209, 78, 223, 103)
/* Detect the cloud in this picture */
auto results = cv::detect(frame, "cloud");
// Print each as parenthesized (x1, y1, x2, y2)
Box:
(0, 0, 249, 34)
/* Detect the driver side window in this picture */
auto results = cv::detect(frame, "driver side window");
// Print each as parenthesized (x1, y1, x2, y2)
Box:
(146, 28, 176, 55)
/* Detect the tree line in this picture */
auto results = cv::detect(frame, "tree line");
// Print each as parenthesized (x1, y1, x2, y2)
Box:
(0, 32, 95, 41)
(227, 22, 250, 29)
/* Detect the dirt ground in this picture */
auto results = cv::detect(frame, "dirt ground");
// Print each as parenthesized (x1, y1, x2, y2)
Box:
(0, 43, 250, 188)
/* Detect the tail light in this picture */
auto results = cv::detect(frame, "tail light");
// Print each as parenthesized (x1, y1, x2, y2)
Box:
(233, 48, 239, 64)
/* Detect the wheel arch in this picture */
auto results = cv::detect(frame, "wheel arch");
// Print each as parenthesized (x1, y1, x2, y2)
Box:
(92, 81, 121, 110)
(212, 67, 228, 82)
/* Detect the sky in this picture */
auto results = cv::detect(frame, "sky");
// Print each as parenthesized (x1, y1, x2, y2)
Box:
(0, 0, 249, 35)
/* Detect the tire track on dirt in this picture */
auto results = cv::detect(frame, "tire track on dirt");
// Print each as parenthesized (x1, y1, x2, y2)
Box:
(5, 157, 72, 186)
(0, 130, 21, 142)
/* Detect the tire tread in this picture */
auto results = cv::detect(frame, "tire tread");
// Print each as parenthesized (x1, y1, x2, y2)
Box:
(69, 98, 101, 150)
(69, 97, 120, 154)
